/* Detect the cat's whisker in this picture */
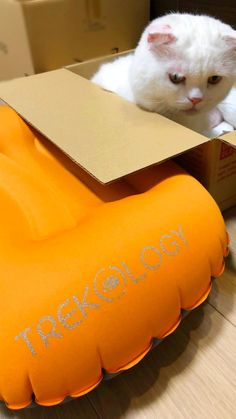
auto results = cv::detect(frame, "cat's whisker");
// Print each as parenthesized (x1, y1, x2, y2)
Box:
(219, 101, 236, 107)
(139, 98, 166, 104)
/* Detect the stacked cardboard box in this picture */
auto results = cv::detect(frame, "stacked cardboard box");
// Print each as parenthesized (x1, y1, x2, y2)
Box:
(0, 0, 149, 80)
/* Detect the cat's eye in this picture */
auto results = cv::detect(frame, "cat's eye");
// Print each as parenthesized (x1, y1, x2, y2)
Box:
(169, 73, 186, 84)
(208, 75, 222, 85)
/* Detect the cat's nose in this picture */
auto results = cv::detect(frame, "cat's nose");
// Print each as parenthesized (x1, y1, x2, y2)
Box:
(188, 97, 202, 105)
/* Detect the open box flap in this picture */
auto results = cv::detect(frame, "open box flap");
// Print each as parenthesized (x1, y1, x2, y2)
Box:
(219, 130, 236, 149)
(0, 68, 209, 183)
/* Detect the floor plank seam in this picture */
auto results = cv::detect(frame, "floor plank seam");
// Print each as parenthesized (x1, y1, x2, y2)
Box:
(207, 301, 236, 328)
(86, 395, 104, 419)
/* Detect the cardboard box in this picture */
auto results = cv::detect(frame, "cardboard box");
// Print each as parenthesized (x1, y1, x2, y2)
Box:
(0, 0, 150, 80)
(0, 51, 235, 211)
(176, 140, 236, 211)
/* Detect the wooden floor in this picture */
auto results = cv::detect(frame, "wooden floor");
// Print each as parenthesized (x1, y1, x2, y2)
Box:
(1, 207, 235, 419)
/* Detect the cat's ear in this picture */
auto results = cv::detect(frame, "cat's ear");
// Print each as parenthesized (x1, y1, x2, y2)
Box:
(147, 24, 176, 53)
(223, 33, 236, 50)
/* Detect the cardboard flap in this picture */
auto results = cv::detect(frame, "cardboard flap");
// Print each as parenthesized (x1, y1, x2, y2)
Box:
(220, 131, 236, 149)
(0, 68, 209, 183)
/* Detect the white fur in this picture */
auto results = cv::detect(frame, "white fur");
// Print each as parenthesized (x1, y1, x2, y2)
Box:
(218, 87, 236, 128)
(92, 55, 134, 102)
(92, 13, 236, 137)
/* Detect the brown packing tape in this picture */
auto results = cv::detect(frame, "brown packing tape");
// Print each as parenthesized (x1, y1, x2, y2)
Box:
(86, 0, 101, 21)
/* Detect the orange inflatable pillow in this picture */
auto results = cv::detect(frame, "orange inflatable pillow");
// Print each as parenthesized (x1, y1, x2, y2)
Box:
(0, 107, 228, 409)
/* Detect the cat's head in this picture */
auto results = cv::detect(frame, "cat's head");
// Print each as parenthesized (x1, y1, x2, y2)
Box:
(130, 14, 236, 117)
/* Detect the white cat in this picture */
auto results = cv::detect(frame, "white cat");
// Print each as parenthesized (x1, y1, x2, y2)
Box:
(92, 13, 236, 138)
